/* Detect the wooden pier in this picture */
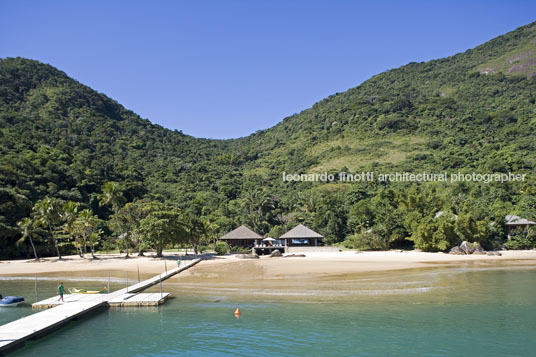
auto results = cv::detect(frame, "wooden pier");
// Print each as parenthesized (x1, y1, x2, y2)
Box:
(0, 258, 201, 355)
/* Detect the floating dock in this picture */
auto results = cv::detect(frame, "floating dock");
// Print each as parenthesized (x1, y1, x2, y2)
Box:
(0, 258, 201, 355)
(107, 292, 170, 307)
(31, 292, 171, 309)
(31, 292, 110, 309)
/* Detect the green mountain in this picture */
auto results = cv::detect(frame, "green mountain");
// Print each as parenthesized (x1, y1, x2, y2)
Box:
(1, 22, 536, 258)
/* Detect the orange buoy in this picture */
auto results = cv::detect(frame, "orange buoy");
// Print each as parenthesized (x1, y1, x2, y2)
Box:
(234, 308, 241, 316)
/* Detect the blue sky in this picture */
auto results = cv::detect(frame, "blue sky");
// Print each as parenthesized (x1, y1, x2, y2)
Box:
(1, 1, 535, 139)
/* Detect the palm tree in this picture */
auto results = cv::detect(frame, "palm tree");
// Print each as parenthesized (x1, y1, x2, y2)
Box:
(33, 197, 62, 259)
(98, 182, 128, 257)
(87, 230, 103, 259)
(73, 209, 101, 259)
(116, 201, 146, 256)
(17, 217, 39, 260)
(98, 182, 124, 212)
(202, 220, 219, 250)
(61, 201, 81, 256)
(301, 192, 320, 215)
(242, 189, 275, 234)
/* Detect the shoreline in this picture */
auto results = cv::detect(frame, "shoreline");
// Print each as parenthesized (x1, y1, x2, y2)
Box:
(1, 250, 536, 278)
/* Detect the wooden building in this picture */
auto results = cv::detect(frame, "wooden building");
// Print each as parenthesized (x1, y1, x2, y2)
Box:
(505, 215, 536, 239)
(280, 224, 323, 247)
(220, 225, 262, 247)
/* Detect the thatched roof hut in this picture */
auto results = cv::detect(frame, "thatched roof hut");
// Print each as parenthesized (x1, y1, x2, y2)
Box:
(220, 225, 262, 247)
(505, 215, 536, 226)
(280, 224, 323, 247)
(505, 215, 536, 239)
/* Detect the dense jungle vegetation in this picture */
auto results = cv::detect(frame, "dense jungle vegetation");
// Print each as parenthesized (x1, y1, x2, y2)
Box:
(1, 22, 536, 258)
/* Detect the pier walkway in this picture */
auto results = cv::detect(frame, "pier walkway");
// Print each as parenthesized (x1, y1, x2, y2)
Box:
(0, 258, 201, 354)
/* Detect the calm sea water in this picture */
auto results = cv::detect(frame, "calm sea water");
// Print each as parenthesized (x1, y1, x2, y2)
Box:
(1, 265, 536, 356)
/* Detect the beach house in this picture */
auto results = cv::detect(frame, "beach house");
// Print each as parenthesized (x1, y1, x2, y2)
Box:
(280, 224, 323, 247)
(505, 215, 536, 239)
(220, 225, 262, 248)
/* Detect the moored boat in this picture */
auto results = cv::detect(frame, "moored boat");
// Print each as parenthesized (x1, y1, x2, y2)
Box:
(68, 287, 107, 294)
(0, 294, 25, 307)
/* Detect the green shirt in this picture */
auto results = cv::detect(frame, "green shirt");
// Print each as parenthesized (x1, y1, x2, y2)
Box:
(58, 285, 64, 294)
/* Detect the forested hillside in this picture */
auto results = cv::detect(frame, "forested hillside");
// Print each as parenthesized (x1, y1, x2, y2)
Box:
(1, 22, 536, 258)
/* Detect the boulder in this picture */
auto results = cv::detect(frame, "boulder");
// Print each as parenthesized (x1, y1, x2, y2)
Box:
(230, 250, 252, 255)
(269, 250, 282, 257)
(459, 241, 475, 254)
(472, 243, 486, 255)
(486, 251, 502, 256)
(449, 246, 464, 255)
(283, 254, 306, 258)
(236, 254, 259, 259)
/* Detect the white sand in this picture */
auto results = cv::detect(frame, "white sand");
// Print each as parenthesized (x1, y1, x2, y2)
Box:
(1, 250, 535, 278)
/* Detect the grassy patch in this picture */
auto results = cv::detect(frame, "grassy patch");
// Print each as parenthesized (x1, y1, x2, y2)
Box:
(309, 135, 427, 172)
(476, 37, 536, 76)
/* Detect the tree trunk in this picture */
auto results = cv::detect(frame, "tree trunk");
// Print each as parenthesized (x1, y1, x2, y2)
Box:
(49, 224, 62, 259)
(156, 245, 163, 257)
(91, 244, 96, 259)
(114, 212, 129, 258)
(29, 237, 38, 260)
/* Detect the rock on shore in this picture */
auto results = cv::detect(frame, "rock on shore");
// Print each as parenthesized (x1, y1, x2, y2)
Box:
(449, 241, 499, 255)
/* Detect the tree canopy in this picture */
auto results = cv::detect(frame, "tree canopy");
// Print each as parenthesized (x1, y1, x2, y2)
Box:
(2, 22, 536, 257)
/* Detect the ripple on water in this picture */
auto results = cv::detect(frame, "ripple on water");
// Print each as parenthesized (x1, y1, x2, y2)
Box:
(3, 267, 536, 356)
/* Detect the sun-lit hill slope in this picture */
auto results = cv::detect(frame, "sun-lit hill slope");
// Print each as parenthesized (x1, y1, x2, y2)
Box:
(1, 22, 535, 257)
(236, 21, 536, 178)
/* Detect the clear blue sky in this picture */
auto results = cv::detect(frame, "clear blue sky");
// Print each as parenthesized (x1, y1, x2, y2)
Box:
(1, 1, 535, 139)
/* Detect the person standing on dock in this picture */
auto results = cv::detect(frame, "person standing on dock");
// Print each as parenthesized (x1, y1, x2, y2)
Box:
(57, 282, 65, 302)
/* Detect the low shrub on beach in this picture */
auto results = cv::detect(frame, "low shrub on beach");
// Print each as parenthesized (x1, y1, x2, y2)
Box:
(343, 232, 389, 250)
(214, 241, 229, 255)
(504, 235, 535, 250)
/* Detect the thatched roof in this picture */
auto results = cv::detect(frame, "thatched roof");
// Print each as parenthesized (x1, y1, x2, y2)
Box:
(220, 225, 262, 240)
(280, 224, 323, 239)
(505, 215, 536, 226)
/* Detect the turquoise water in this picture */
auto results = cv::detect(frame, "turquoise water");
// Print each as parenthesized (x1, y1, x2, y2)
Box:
(2, 266, 536, 356)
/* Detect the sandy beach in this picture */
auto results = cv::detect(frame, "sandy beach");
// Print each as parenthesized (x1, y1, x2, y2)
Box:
(2, 250, 536, 302)
(1, 250, 536, 279)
